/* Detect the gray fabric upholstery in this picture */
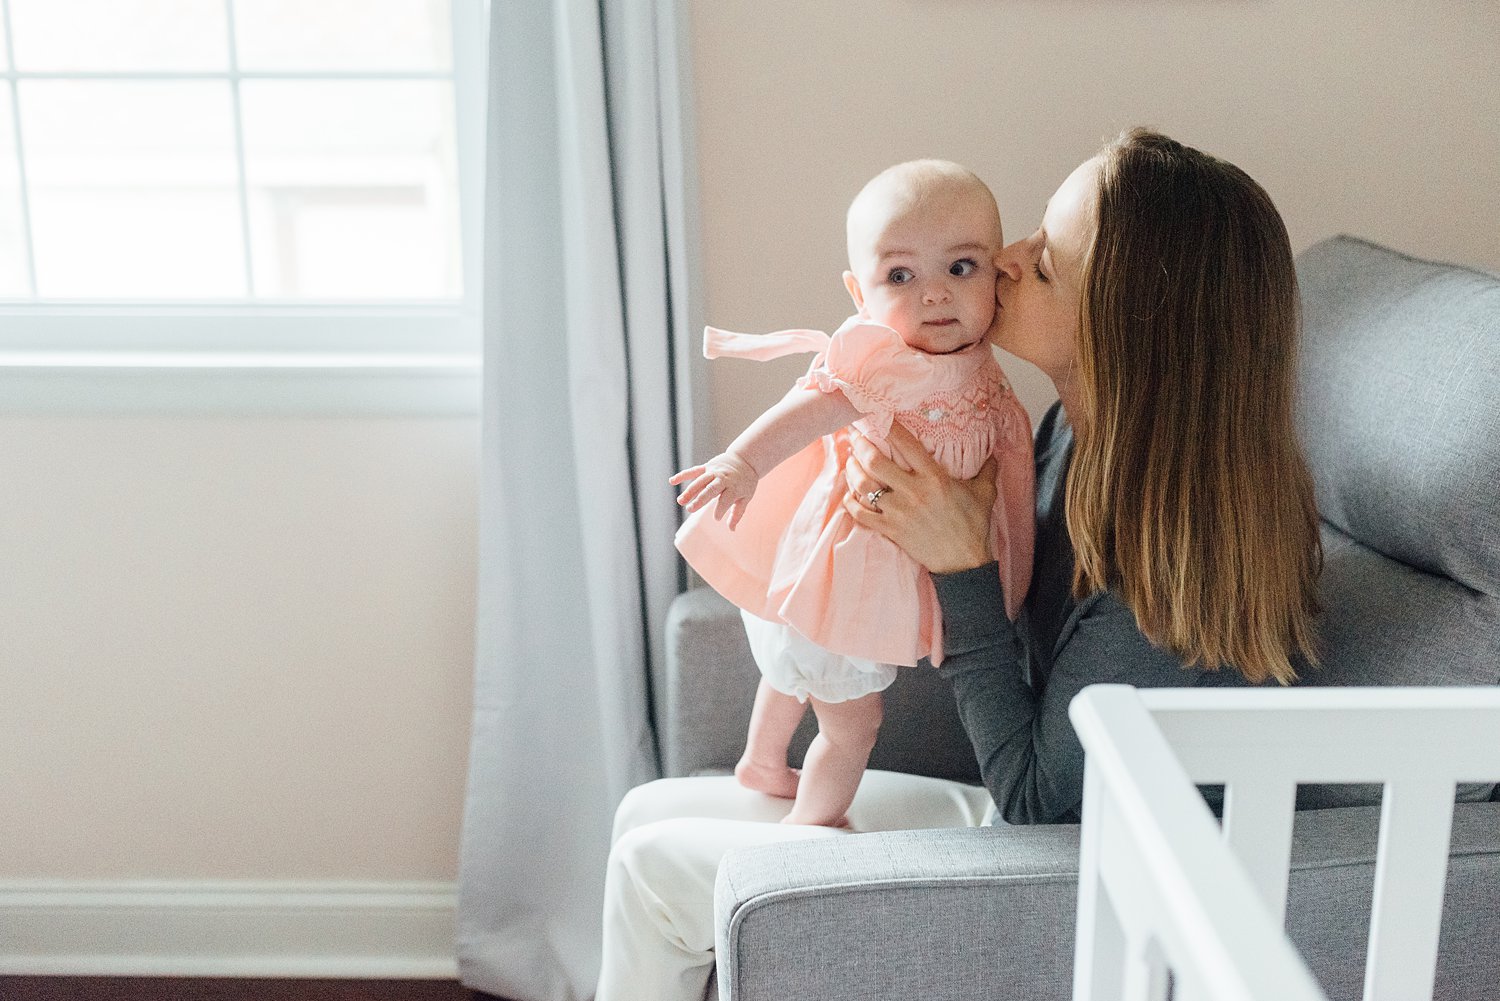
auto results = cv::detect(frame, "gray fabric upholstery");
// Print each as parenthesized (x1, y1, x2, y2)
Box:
(664, 588, 763, 778)
(714, 803, 1500, 1001)
(662, 234, 1500, 1000)
(1296, 236, 1500, 596)
(1284, 806, 1500, 1001)
(716, 825, 1081, 1001)
(1312, 523, 1500, 694)
(1303, 522, 1500, 806)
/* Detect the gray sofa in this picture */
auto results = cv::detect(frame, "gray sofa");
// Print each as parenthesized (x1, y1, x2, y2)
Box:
(663, 236, 1500, 1001)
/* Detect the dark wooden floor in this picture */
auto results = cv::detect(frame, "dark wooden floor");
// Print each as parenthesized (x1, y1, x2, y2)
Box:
(0, 979, 510, 1001)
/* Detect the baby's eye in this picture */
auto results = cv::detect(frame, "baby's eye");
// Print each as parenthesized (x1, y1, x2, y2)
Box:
(1033, 263, 1050, 284)
(887, 267, 915, 285)
(950, 258, 978, 277)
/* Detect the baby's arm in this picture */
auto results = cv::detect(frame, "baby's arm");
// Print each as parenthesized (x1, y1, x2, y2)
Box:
(671, 384, 861, 529)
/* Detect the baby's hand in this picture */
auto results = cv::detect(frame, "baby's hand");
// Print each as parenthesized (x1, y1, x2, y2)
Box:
(669, 452, 759, 529)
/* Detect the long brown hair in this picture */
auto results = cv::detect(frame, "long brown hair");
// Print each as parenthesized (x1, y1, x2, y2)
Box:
(1067, 129, 1321, 684)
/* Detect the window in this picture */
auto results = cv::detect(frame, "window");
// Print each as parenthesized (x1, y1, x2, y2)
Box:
(0, 0, 486, 413)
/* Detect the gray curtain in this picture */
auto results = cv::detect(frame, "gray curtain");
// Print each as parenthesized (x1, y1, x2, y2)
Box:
(456, 1, 701, 998)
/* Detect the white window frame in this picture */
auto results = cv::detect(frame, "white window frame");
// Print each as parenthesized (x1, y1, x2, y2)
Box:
(0, 0, 487, 415)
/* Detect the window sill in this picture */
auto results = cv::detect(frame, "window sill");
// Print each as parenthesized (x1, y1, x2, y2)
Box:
(0, 352, 482, 416)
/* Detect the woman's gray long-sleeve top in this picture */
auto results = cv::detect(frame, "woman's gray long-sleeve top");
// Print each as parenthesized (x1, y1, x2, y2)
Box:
(932, 403, 1261, 825)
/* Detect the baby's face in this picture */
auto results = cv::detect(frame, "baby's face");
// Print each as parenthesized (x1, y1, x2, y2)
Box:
(847, 189, 1002, 355)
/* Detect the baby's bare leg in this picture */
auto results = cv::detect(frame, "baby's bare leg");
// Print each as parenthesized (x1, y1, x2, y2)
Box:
(735, 679, 806, 799)
(782, 691, 882, 827)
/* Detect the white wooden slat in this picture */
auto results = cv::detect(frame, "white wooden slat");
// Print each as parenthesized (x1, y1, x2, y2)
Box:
(1142, 687, 1500, 716)
(1070, 687, 1328, 1001)
(1221, 776, 1298, 923)
(1075, 871, 1126, 1001)
(1172, 964, 1210, 1001)
(1363, 780, 1458, 1001)
(1156, 713, 1500, 784)
(1121, 936, 1170, 1001)
(1073, 761, 1127, 1001)
(1097, 827, 1173, 955)
(1095, 815, 1300, 1001)
(1144, 689, 1500, 786)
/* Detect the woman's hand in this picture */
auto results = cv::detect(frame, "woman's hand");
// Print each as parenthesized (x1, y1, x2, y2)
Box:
(841, 423, 998, 574)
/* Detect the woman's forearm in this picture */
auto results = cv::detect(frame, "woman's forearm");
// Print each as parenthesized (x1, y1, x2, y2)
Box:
(932, 565, 1066, 825)
(936, 565, 1202, 825)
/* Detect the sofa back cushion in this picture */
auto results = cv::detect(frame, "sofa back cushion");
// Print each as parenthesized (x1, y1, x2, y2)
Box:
(1293, 237, 1500, 805)
(1296, 236, 1500, 596)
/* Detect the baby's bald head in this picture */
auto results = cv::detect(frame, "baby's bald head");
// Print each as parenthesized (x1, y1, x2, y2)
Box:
(846, 159, 1001, 272)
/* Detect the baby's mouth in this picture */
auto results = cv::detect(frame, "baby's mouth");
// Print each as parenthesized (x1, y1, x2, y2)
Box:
(924, 318, 958, 326)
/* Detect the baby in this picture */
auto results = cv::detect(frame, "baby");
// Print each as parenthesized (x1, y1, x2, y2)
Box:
(671, 160, 1034, 827)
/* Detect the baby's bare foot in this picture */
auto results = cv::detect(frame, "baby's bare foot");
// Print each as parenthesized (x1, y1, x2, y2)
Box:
(734, 758, 801, 799)
(780, 809, 851, 829)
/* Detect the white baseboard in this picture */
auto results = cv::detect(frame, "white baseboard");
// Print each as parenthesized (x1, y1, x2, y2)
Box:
(0, 880, 459, 978)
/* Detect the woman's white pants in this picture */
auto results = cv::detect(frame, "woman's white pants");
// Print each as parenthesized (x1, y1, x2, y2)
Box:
(595, 770, 992, 1001)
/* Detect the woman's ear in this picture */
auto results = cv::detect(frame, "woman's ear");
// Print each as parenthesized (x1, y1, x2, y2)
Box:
(843, 271, 867, 315)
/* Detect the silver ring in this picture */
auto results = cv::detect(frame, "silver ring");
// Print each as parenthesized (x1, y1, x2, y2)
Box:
(866, 487, 887, 511)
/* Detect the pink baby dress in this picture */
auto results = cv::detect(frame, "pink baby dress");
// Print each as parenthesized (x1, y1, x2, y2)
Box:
(675, 316, 1035, 668)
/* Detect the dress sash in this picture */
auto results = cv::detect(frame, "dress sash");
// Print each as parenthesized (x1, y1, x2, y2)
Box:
(703, 326, 831, 362)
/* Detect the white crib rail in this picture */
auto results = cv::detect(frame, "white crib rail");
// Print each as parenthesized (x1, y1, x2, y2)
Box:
(1068, 684, 1500, 1001)
(1069, 686, 1326, 1001)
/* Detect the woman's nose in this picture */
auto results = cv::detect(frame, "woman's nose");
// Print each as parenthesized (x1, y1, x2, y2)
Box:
(994, 240, 1026, 283)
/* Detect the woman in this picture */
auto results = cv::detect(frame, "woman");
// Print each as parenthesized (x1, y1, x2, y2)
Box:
(596, 128, 1322, 1000)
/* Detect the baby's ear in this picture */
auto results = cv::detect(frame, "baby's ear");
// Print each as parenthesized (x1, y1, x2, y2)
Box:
(843, 271, 867, 314)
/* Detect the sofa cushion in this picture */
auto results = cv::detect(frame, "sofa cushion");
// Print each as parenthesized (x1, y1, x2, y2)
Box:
(1296, 236, 1500, 596)
(1311, 524, 1500, 688)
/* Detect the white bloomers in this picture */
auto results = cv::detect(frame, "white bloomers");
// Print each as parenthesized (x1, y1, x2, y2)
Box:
(740, 609, 899, 703)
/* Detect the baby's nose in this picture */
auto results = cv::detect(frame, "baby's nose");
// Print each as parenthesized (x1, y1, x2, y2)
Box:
(922, 280, 951, 304)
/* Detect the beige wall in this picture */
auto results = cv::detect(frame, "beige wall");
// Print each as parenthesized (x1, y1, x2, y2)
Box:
(688, 0, 1500, 444)
(4, 0, 1497, 889)
(0, 417, 476, 880)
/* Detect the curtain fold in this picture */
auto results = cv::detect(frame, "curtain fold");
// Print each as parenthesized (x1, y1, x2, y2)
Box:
(457, 2, 700, 998)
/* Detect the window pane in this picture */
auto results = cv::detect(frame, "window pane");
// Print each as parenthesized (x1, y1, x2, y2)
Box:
(234, 0, 452, 72)
(240, 80, 461, 299)
(0, 86, 29, 297)
(9, 0, 229, 72)
(0, 11, 9, 71)
(22, 81, 246, 298)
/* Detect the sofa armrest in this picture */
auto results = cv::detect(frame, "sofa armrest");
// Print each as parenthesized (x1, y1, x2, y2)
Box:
(713, 825, 1083, 1001)
(712, 803, 1500, 1001)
